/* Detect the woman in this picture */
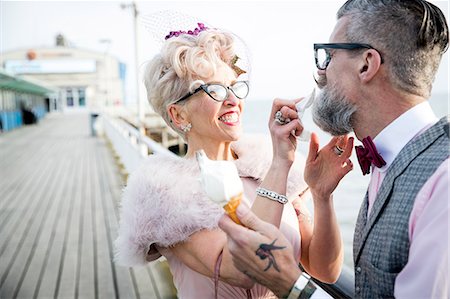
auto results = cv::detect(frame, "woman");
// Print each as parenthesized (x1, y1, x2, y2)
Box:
(115, 22, 350, 298)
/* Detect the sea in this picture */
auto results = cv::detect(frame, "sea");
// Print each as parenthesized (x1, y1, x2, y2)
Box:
(241, 93, 449, 268)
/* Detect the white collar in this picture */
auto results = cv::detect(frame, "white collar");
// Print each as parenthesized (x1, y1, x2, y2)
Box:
(373, 101, 438, 172)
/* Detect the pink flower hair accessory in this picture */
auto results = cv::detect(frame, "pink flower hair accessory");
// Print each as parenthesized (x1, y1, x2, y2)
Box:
(165, 23, 209, 40)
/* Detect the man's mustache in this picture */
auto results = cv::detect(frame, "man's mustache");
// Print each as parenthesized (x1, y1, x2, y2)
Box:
(314, 75, 327, 89)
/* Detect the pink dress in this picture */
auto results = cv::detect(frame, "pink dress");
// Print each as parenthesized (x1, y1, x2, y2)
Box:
(159, 178, 301, 298)
(115, 136, 307, 298)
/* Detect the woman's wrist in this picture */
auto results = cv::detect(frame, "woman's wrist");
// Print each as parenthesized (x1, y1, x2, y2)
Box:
(269, 159, 292, 173)
(262, 163, 290, 193)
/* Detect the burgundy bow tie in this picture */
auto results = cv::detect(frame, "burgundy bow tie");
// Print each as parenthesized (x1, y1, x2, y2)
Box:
(355, 136, 386, 175)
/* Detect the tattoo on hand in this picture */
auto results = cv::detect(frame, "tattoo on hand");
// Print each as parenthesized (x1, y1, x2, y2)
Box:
(255, 239, 286, 272)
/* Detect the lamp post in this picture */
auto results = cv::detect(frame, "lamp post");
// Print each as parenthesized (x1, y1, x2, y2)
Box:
(121, 1, 145, 136)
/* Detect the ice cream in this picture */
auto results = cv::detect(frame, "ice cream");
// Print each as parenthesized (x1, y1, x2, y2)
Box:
(295, 89, 315, 141)
(196, 150, 243, 224)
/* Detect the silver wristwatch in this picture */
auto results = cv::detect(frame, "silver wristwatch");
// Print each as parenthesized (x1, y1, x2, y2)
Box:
(287, 273, 317, 299)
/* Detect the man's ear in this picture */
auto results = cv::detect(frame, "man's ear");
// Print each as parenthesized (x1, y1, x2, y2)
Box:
(167, 104, 188, 128)
(359, 49, 382, 83)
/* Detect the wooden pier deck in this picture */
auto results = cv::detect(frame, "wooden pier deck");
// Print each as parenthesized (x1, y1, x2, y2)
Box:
(0, 113, 177, 299)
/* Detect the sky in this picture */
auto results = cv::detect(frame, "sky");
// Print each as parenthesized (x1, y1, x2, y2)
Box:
(1, 0, 449, 106)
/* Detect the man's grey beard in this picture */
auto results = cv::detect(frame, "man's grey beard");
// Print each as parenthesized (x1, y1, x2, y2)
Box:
(312, 84, 357, 136)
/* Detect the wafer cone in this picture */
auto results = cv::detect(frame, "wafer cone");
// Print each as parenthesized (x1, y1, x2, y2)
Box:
(223, 193, 242, 224)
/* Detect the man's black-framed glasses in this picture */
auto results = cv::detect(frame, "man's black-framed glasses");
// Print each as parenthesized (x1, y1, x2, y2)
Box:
(314, 43, 383, 70)
(174, 80, 250, 104)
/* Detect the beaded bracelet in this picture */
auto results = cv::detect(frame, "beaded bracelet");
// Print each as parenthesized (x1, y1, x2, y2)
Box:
(256, 187, 288, 204)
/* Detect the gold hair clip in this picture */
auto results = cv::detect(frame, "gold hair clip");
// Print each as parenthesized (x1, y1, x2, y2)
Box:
(231, 55, 247, 76)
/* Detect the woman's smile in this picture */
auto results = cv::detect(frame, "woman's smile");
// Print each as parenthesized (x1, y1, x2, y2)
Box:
(218, 111, 240, 126)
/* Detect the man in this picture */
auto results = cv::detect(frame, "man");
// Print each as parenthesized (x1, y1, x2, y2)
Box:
(219, 0, 449, 298)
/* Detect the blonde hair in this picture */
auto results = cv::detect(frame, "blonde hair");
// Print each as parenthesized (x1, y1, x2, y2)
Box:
(144, 29, 239, 138)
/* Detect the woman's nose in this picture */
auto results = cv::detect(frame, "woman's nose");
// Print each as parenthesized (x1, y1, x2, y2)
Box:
(223, 90, 239, 106)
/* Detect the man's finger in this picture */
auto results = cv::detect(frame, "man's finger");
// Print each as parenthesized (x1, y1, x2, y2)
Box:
(218, 208, 262, 243)
(324, 136, 340, 151)
(341, 137, 354, 159)
(218, 214, 244, 237)
(235, 204, 278, 235)
(307, 132, 320, 163)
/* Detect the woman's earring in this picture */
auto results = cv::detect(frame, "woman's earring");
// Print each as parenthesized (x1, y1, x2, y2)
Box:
(181, 123, 192, 133)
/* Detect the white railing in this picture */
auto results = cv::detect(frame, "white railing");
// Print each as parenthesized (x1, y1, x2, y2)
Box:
(102, 115, 176, 174)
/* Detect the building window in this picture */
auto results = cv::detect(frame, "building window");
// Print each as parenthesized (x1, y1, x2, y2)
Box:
(78, 88, 86, 106)
(66, 88, 73, 106)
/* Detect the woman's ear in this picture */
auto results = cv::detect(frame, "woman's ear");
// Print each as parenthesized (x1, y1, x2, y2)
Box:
(359, 49, 382, 83)
(167, 104, 188, 129)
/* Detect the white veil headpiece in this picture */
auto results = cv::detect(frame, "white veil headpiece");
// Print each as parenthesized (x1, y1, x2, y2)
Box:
(140, 10, 252, 80)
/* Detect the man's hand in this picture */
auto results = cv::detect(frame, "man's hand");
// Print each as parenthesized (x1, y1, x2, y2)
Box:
(218, 204, 302, 297)
(304, 133, 354, 200)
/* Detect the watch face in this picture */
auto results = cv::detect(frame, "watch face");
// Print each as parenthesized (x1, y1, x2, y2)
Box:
(299, 281, 317, 299)
(287, 274, 316, 299)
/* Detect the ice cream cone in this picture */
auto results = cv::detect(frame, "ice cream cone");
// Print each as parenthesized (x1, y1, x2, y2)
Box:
(196, 150, 244, 225)
(223, 193, 242, 224)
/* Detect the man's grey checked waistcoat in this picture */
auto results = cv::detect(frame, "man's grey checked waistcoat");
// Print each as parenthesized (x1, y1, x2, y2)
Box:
(353, 116, 449, 298)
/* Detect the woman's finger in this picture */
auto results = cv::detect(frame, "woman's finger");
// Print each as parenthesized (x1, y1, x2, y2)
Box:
(272, 117, 303, 139)
(269, 98, 299, 120)
(279, 106, 299, 121)
(285, 118, 304, 135)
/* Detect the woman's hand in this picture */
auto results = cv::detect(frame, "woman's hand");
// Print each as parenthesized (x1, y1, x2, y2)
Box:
(304, 133, 354, 200)
(268, 98, 304, 167)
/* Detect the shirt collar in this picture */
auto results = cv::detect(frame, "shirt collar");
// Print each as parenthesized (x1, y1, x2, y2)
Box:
(373, 101, 438, 172)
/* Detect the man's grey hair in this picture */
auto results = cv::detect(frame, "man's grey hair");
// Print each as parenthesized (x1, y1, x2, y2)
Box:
(337, 0, 448, 98)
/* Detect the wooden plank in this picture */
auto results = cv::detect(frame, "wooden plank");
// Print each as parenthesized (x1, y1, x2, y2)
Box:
(102, 137, 179, 299)
(149, 259, 178, 299)
(0, 147, 56, 276)
(91, 143, 119, 299)
(15, 143, 71, 299)
(96, 141, 138, 299)
(36, 115, 87, 298)
(0, 150, 58, 298)
(55, 141, 85, 299)
(102, 142, 178, 299)
(0, 118, 60, 223)
(0, 142, 56, 232)
(77, 144, 96, 299)
(132, 266, 159, 298)
(0, 113, 174, 299)
(0, 140, 49, 195)
(35, 155, 77, 299)
(0, 124, 39, 162)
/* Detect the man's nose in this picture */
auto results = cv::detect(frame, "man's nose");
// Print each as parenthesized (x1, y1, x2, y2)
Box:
(317, 69, 326, 76)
